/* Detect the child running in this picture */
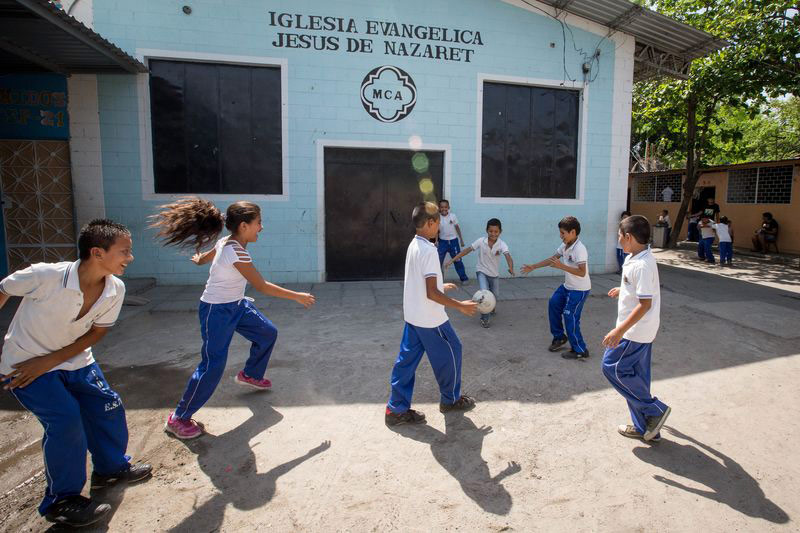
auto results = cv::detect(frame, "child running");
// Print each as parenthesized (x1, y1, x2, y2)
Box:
(602, 215, 670, 442)
(437, 199, 469, 285)
(385, 202, 478, 426)
(150, 198, 315, 439)
(521, 216, 591, 360)
(0, 220, 151, 527)
(444, 218, 514, 328)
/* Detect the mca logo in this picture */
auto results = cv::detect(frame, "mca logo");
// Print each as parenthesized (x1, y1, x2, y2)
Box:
(360, 66, 417, 123)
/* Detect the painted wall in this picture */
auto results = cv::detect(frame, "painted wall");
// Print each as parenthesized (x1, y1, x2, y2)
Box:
(629, 163, 800, 253)
(88, 0, 633, 284)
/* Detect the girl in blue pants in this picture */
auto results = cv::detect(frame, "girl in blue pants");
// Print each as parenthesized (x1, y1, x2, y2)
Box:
(151, 198, 315, 439)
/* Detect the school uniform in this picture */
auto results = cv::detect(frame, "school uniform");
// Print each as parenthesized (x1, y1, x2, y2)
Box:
(548, 240, 591, 354)
(470, 236, 509, 320)
(388, 235, 462, 413)
(437, 212, 468, 282)
(0, 261, 129, 515)
(697, 222, 715, 263)
(713, 222, 732, 263)
(602, 247, 669, 434)
(175, 236, 278, 419)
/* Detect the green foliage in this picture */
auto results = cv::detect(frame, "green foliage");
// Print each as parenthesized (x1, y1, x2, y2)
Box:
(632, 0, 800, 167)
(705, 97, 800, 164)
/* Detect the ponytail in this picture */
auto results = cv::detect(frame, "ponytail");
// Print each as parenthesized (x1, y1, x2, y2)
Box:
(149, 197, 224, 251)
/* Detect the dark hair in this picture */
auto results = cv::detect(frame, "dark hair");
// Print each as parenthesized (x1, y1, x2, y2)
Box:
(558, 216, 581, 236)
(149, 197, 261, 251)
(412, 202, 440, 228)
(486, 218, 502, 231)
(762, 212, 773, 219)
(78, 219, 131, 260)
(720, 216, 730, 225)
(439, 199, 450, 207)
(621, 211, 631, 219)
(619, 214, 650, 244)
(661, 209, 668, 214)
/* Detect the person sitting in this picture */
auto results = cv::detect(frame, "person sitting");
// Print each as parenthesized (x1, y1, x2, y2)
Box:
(751, 212, 779, 253)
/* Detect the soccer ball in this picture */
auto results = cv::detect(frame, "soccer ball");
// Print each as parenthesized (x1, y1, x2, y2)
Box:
(472, 289, 496, 314)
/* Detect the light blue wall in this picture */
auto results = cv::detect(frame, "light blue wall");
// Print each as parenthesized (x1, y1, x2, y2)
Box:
(92, 0, 618, 284)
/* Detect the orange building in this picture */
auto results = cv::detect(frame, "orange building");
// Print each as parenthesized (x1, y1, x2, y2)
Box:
(628, 159, 800, 254)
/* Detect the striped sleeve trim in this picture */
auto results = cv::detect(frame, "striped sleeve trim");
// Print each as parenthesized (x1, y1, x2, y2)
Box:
(636, 294, 653, 299)
(424, 273, 438, 278)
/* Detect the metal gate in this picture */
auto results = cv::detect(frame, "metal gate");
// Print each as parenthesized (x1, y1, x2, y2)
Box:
(324, 147, 444, 281)
(0, 140, 76, 273)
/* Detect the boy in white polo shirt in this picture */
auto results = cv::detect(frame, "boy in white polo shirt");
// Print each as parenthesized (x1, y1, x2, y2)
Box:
(0, 220, 151, 527)
(602, 215, 670, 442)
(521, 216, 591, 360)
(444, 218, 514, 328)
(436, 199, 469, 285)
(386, 202, 478, 426)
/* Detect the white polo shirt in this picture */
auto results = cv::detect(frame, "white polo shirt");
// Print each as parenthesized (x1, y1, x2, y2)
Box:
(618, 247, 660, 344)
(470, 236, 509, 278)
(712, 223, 731, 242)
(403, 236, 448, 328)
(0, 261, 125, 375)
(438, 213, 460, 241)
(201, 236, 252, 304)
(556, 239, 591, 291)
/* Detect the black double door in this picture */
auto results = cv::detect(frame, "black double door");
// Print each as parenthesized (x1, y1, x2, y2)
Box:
(325, 148, 444, 281)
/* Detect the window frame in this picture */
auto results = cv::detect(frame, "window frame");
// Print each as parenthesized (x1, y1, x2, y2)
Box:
(474, 74, 588, 205)
(727, 165, 793, 205)
(136, 50, 289, 202)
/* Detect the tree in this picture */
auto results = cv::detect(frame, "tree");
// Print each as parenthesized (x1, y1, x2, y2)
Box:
(632, 1, 800, 246)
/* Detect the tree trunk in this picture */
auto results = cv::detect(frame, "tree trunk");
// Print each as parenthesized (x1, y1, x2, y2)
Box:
(669, 94, 700, 248)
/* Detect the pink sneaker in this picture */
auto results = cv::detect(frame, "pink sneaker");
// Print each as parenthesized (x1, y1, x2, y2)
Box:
(234, 370, 271, 390)
(164, 412, 204, 439)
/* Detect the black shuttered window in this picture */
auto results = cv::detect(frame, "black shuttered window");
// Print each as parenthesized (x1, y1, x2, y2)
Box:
(149, 59, 282, 195)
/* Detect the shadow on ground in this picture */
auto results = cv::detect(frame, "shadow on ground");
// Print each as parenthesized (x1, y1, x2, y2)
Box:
(634, 427, 789, 524)
(389, 411, 520, 515)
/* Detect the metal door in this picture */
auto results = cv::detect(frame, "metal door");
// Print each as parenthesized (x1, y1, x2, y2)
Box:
(0, 140, 76, 273)
(324, 148, 444, 281)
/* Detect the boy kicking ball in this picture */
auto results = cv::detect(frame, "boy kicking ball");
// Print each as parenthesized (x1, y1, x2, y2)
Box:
(602, 215, 671, 442)
(385, 202, 478, 426)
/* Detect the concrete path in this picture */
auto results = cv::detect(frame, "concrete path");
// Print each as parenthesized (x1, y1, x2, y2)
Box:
(1, 254, 798, 532)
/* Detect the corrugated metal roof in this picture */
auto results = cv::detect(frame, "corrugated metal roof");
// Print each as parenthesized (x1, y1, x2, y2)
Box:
(0, 0, 147, 74)
(531, 0, 728, 79)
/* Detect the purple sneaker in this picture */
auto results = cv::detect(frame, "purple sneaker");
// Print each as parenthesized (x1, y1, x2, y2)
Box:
(164, 412, 204, 439)
(235, 370, 271, 390)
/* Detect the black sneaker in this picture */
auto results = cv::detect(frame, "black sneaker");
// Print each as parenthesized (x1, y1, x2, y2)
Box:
(385, 408, 426, 426)
(480, 318, 490, 328)
(561, 349, 589, 361)
(44, 495, 111, 527)
(644, 406, 672, 441)
(439, 395, 476, 413)
(548, 337, 568, 352)
(91, 463, 153, 489)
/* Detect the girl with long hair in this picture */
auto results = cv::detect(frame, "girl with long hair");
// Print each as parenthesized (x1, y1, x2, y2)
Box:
(150, 198, 315, 439)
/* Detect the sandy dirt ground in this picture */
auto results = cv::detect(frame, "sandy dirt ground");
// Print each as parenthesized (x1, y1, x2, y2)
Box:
(0, 252, 798, 532)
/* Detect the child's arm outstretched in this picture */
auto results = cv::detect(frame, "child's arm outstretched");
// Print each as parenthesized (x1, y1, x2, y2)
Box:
(504, 252, 515, 276)
(547, 258, 586, 277)
(425, 277, 477, 316)
(443, 246, 473, 269)
(191, 249, 216, 265)
(520, 255, 558, 274)
(234, 262, 315, 308)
